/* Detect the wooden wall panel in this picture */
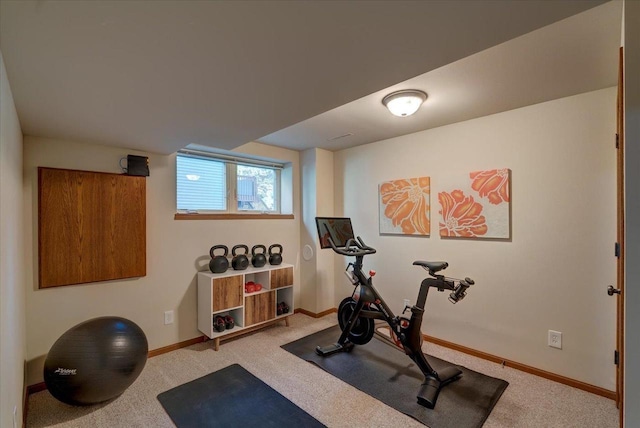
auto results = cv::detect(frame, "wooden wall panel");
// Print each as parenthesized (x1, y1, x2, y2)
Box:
(38, 167, 146, 288)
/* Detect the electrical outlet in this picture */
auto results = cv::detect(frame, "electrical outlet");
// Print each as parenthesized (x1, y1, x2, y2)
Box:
(548, 330, 562, 349)
(164, 310, 174, 325)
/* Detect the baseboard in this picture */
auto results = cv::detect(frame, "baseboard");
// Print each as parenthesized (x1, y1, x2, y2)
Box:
(147, 335, 207, 358)
(23, 361, 29, 428)
(294, 307, 337, 318)
(26, 382, 47, 395)
(423, 333, 616, 400)
(372, 321, 615, 401)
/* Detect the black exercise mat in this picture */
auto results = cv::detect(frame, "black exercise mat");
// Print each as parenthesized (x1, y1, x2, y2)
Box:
(282, 325, 508, 428)
(157, 364, 325, 428)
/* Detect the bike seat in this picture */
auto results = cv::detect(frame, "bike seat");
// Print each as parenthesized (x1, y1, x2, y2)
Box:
(413, 261, 448, 273)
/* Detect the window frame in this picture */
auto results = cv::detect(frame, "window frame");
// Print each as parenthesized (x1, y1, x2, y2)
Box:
(175, 150, 289, 220)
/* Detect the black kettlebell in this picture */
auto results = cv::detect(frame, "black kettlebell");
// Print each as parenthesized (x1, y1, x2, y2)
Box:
(209, 245, 229, 273)
(231, 244, 250, 270)
(268, 244, 283, 265)
(251, 245, 267, 268)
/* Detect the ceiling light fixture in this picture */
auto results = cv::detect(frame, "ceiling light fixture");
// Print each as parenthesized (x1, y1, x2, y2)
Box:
(382, 89, 427, 117)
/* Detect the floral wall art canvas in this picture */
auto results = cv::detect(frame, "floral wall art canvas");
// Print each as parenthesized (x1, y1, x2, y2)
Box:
(379, 177, 430, 236)
(438, 168, 511, 239)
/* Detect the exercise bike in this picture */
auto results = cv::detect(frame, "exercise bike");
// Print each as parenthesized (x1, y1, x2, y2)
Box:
(315, 217, 474, 409)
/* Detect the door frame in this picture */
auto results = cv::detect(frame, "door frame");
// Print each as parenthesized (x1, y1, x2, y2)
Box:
(616, 45, 625, 426)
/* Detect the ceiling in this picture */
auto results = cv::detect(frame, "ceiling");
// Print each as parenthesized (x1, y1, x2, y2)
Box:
(0, 1, 620, 155)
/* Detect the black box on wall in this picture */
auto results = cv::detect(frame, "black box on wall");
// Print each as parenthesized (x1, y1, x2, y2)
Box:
(126, 155, 150, 177)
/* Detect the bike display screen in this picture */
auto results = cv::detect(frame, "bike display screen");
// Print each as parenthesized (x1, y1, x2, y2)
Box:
(315, 217, 355, 249)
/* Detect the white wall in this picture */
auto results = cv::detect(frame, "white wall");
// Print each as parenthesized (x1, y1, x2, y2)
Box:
(0, 52, 25, 428)
(300, 148, 335, 313)
(300, 149, 318, 311)
(22, 138, 300, 385)
(314, 149, 336, 311)
(623, 0, 640, 424)
(334, 88, 617, 390)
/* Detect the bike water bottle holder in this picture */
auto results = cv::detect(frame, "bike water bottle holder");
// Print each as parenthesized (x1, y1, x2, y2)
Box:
(343, 269, 358, 285)
(343, 263, 360, 285)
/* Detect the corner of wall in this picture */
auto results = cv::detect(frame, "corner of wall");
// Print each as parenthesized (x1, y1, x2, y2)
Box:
(0, 49, 26, 428)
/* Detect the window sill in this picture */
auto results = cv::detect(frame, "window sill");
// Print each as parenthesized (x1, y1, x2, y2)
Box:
(174, 213, 294, 220)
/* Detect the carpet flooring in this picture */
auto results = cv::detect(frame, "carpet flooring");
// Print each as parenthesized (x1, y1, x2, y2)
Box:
(26, 313, 619, 427)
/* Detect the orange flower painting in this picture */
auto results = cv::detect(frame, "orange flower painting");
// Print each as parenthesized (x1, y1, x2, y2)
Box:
(470, 169, 510, 205)
(438, 190, 488, 237)
(438, 168, 511, 239)
(379, 177, 430, 235)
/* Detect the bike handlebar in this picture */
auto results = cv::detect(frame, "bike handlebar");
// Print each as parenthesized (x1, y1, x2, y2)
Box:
(448, 277, 475, 304)
(327, 236, 377, 257)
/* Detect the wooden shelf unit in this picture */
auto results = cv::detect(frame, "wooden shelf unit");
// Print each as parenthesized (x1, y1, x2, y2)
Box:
(197, 264, 294, 350)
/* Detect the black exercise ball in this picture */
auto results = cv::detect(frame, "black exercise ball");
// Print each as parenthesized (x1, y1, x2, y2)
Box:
(44, 316, 148, 405)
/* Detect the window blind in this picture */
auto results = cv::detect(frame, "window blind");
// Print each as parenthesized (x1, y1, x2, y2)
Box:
(176, 156, 226, 211)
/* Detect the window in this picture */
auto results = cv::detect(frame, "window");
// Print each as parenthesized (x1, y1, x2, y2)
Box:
(236, 164, 278, 211)
(176, 151, 282, 214)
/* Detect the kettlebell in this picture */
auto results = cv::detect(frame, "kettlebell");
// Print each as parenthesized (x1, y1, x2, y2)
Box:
(251, 245, 267, 268)
(209, 245, 229, 274)
(268, 244, 283, 265)
(245, 281, 256, 293)
(231, 244, 250, 270)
